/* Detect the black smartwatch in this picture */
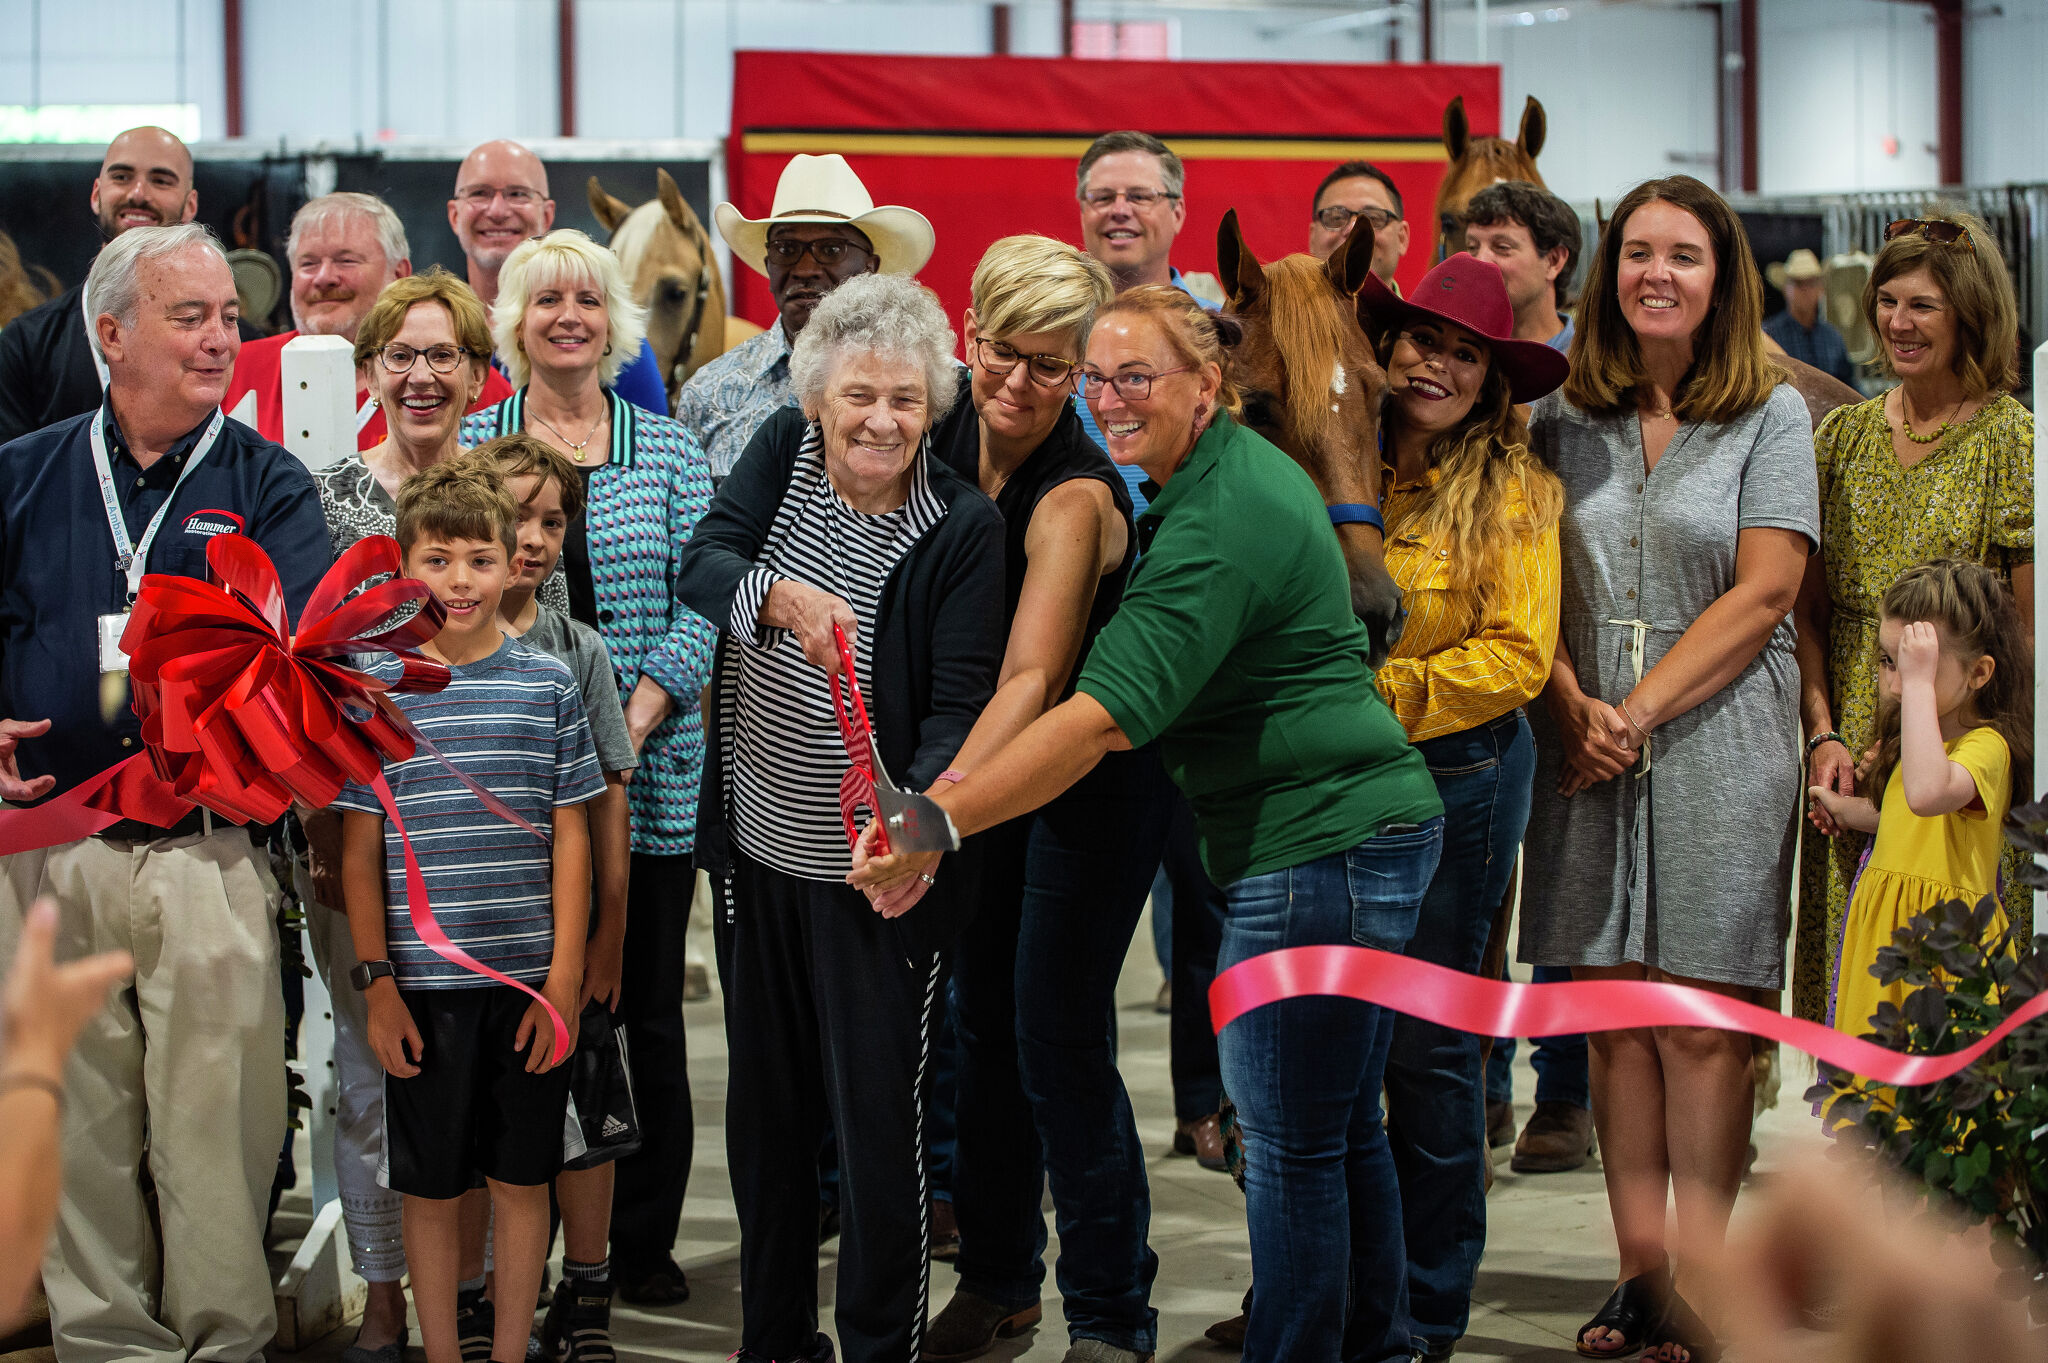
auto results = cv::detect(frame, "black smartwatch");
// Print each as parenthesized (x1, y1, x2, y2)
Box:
(349, 960, 395, 991)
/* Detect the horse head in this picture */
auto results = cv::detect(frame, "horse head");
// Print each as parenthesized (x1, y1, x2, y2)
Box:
(589, 169, 732, 409)
(1217, 209, 1403, 665)
(1434, 94, 1547, 259)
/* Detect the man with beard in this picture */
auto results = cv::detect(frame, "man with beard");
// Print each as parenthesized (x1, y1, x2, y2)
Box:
(0, 126, 264, 445)
(447, 140, 671, 416)
(674, 153, 930, 484)
(222, 192, 512, 448)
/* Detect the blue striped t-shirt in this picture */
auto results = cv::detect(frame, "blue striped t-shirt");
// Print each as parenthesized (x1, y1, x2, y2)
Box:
(333, 635, 606, 988)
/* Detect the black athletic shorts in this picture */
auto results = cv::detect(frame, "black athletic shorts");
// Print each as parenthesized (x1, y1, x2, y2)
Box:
(384, 984, 573, 1199)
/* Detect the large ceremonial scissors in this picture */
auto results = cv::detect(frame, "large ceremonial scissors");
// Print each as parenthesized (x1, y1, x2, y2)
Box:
(829, 624, 959, 855)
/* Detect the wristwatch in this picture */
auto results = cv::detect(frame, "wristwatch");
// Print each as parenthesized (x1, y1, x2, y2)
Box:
(349, 959, 395, 991)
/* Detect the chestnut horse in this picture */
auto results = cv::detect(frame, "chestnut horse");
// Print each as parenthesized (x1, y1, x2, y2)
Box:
(1434, 95, 1547, 260)
(1216, 209, 1403, 664)
(588, 170, 761, 409)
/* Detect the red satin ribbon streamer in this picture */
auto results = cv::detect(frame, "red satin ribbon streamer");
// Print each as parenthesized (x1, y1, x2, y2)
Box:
(0, 534, 569, 1062)
(1209, 946, 2048, 1088)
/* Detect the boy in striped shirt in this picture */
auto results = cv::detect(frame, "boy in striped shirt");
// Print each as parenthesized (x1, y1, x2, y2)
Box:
(336, 461, 605, 1363)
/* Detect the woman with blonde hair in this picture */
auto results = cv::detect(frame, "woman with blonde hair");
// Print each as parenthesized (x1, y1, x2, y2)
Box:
(854, 282, 1443, 1361)
(1520, 175, 1819, 1363)
(1792, 207, 2033, 1028)
(1358, 252, 1567, 1362)
(463, 229, 718, 1315)
(898, 235, 1172, 1363)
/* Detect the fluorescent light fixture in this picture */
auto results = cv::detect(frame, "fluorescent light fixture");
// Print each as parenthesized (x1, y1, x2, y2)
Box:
(0, 104, 201, 145)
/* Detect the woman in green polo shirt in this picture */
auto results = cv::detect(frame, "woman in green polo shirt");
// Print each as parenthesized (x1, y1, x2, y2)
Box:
(852, 284, 1443, 1363)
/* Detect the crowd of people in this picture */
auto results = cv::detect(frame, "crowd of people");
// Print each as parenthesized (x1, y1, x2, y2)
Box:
(0, 114, 2035, 1363)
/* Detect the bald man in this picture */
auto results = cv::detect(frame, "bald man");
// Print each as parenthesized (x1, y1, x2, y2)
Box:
(448, 139, 673, 415)
(0, 126, 262, 445)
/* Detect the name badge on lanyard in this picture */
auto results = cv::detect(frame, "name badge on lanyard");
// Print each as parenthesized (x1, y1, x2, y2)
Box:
(89, 406, 226, 672)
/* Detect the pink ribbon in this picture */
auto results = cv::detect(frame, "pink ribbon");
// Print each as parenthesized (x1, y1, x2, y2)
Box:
(1208, 946, 2048, 1087)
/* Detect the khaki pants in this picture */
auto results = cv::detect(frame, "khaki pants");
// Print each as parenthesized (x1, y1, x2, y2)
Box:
(0, 828, 286, 1363)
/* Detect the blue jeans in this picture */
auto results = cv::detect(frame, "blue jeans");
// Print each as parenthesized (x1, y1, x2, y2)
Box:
(949, 745, 1176, 1350)
(1486, 969, 1590, 1108)
(1219, 818, 1445, 1363)
(1384, 711, 1535, 1350)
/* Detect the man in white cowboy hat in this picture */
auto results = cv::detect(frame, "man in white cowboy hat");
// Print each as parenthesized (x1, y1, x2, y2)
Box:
(1764, 246, 1856, 386)
(675, 153, 934, 482)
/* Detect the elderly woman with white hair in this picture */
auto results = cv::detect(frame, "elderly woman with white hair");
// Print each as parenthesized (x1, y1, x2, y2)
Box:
(461, 228, 718, 1310)
(676, 271, 1004, 1363)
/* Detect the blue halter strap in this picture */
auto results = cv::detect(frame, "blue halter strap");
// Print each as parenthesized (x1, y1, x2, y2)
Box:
(1326, 503, 1385, 533)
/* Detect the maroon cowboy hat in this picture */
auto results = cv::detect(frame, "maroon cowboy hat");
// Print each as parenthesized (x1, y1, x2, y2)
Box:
(1358, 253, 1570, 404)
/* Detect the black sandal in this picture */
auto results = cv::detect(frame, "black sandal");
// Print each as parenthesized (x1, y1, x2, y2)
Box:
(1575, 1265, 1672, 1358)
(1643, 1289, 1720, 1363)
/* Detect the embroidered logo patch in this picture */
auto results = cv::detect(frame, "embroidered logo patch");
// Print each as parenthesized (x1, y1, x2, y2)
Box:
(182, 510, 245, 537)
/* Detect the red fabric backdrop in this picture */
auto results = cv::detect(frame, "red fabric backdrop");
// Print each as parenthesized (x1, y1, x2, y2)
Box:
(725, 51, 1499, 333)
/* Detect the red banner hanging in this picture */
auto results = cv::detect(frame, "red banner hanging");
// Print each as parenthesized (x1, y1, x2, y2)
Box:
(725, 51, 1498, 330)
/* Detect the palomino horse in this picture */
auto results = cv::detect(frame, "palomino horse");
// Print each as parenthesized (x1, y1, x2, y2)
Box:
(1215, 209, 1403, 665)
(588, 170, 761, 409)
(1434, 95, 1547, 260)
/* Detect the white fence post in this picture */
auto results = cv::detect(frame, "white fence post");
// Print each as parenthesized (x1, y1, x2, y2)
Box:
(271, 333, 364, 1346)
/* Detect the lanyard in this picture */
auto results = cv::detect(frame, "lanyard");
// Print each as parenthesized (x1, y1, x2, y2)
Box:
(90, 406, 226, 602)
(81, 285, 110, 391)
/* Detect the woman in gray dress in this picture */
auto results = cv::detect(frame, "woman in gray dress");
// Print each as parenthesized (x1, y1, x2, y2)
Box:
(1521, 176, 1818, 1363)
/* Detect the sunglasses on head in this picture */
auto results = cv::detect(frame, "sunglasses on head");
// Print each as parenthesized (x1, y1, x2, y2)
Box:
(1884, 218, 1975, 251)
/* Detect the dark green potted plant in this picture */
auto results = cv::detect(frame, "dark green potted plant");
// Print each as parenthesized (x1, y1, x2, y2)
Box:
(1809, 798, 2048, 1314)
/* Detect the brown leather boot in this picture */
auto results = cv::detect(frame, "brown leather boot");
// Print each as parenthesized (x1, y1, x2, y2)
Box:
(920, 1291, 1042, 1362)
(1510, 1101, 1596, 1173)
(1172, 1113, 1227, 1171)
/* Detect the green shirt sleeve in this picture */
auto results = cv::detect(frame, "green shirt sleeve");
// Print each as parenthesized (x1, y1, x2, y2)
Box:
(1077, 507, 1259, 749)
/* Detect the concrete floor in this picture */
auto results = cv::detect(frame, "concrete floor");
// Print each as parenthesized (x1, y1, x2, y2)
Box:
(274, 902, 1829, 1363)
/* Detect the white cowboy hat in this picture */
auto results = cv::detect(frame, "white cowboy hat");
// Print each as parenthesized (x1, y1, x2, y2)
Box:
(715, 154, 935, 278)
(1766, 247, 1825, 291)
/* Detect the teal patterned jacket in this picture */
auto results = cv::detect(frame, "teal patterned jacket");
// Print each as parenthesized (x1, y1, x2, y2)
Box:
(463, 388, 717, 857)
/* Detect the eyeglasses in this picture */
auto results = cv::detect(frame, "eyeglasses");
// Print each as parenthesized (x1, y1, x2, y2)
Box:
(1081, 187, 1180, 212)
(1076, 367, 1193, 402)
(1884, 218, 1975, 251)
(974, 338, 1081, 389)
(454, 185, 545, 208)
(378, 344, 472, 375)
(764, 236, 873, 268)
(1315, 205, 1398, 234)
(830, 624, 891, 854)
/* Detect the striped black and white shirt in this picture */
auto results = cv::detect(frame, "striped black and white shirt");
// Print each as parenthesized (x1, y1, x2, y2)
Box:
(726, 423, 944, 879)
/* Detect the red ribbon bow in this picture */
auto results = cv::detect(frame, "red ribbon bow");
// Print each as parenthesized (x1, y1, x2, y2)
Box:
(1, 534, 570, 1062)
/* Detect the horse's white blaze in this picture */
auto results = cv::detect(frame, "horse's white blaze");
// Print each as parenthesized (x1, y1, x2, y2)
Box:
(1330, 362, 1348, 396)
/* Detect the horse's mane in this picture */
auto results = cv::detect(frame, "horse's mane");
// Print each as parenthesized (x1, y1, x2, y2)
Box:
(1260, 255, 1353, 454)
(608, 201, 667, 278)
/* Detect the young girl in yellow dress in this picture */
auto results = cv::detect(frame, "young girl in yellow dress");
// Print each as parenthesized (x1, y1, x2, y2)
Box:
(1807, 559, 2031, 1039)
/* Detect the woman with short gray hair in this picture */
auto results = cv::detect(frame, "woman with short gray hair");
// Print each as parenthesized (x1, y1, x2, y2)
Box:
(676, 271, 1003, 1363)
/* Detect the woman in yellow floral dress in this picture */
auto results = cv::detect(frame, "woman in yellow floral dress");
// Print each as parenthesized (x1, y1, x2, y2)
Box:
(1792, 208, 2033, 1023)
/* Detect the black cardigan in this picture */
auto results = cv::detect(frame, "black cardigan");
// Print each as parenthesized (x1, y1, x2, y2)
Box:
(675, 405, 1006, 951)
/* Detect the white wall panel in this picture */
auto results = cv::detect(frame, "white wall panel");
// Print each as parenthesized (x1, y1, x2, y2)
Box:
(1759, 0, 1938, 194)
(6, 0, 2033, 201)
(1435, 3, 1719, 206)
(1966, 2, 2048, 185)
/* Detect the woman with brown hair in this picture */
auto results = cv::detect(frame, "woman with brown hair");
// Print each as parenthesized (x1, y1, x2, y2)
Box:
(1791, 207, 2033, 1028)
(1519, 175, 1819, 1362)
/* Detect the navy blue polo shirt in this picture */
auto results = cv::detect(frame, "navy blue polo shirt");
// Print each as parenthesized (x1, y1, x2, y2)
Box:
(0, 398, 333, 805)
